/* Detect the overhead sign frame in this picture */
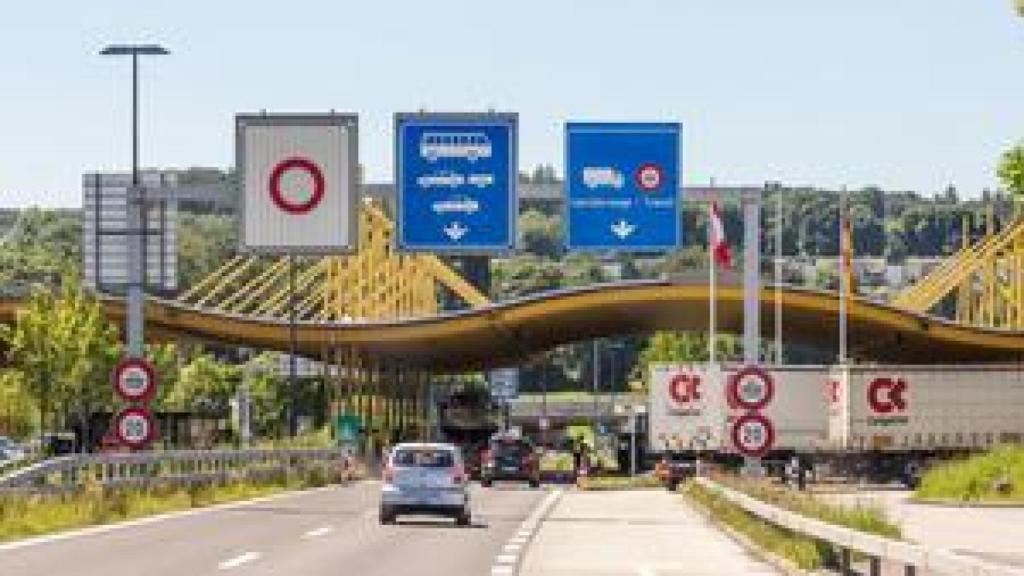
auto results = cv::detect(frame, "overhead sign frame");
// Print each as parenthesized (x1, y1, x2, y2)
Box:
(236, 113, 359, 255)
(394, 112, 518, 254)
(565, 122, 682, 252)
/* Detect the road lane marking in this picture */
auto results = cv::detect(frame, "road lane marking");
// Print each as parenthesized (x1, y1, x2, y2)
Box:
(491, 566, 515, 575)
(496, 554, 518, 564)
(303, 526, 333, 538)
(218, 552, 262, 570)
(503, 542, 522, 553)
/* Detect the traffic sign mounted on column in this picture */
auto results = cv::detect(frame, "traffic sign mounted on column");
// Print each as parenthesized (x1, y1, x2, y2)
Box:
(395, 112, 517, 253)
(565, 122, 681, 251)
(237, 113, 359, 254)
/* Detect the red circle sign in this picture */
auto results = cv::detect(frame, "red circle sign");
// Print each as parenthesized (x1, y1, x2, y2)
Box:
(729, 366, 775, 411)
(114, 407, 157, 449)
(668, 373, 701, 406)
(731, 413, 775, 457)
(635, 163, 663, 191)
(269, 157, 325, 214)
(112, 358, 157, 403)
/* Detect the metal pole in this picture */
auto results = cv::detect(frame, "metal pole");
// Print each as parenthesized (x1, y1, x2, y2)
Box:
(629, 410, 636, 477)
(126, 52, 144, 357)
(288, 255, 298, 436)
(709, 205, 718, 364)
(592, 339, 599, 436)
(742, 190, 761, 364)
(839, 188, 849, 365)
(775, 184, 783, 364)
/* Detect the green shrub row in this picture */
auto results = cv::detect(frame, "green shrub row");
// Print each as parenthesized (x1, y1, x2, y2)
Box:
(916, 446, 1024, 502)
(713, 475, 901, 539)
(0, 463, 356, 543)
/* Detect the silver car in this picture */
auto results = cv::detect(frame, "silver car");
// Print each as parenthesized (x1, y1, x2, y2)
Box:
(380, 443, 471, 526)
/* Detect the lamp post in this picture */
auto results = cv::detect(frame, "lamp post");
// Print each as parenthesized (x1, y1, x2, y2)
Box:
(99, 43, 169, 358)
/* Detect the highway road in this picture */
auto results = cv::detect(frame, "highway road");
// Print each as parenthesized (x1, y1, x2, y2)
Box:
(0, 481, 546, 576)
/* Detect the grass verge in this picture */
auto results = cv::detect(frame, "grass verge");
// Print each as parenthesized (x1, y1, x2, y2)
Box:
(0, 463, 359, 543)
(576, 474, 664, 491)
(916, 446, 1024, 503)
(713, 475, 901, 539)
(683, 480, 832, 570)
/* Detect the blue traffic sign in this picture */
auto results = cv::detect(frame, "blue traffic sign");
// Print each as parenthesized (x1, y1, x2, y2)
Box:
(396, 113, 517, 252)
(565, 122, 682, 251)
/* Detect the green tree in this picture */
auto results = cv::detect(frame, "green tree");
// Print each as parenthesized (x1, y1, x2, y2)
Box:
(0, 275, 120, 441)
(636, 332, 741, 390)
(166, 353, 240, 417)
(997, 143, 1024, 202)
(0, 370, 37, 438)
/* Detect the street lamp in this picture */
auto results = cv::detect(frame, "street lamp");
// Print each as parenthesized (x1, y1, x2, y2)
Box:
(99, 43, 169, 358)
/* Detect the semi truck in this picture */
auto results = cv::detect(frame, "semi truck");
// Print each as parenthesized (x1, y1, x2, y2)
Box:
(648, 362, 1024, 487)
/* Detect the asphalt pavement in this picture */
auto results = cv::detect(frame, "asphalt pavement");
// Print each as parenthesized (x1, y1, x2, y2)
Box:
(0, 480, 546, 576)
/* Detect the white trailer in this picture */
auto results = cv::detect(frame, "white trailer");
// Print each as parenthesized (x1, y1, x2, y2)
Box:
(828, 364, 1024, 452)
(648, 363, 830, 457)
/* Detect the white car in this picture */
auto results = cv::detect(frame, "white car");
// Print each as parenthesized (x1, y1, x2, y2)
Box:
(467, 173, 494, 188)
(582, 167, 625, 189)
(380, 443, 471, 526)
(417, 171, 465, 189)
(420, 132, 492, 163)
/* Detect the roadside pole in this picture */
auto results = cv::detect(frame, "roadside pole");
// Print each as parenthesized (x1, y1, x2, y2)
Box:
(741, 187, 762, 476)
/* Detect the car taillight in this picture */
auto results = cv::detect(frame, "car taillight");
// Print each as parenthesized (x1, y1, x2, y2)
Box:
(383, 466, 394, 483)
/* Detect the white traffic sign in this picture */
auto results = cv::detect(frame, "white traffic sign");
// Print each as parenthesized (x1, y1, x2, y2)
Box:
(238, 114, 359, 254)
(729, 366, 774, 411)
(114, 407, 157, 449)
(112, 357, 157, 403)
(731, 413, 774, 457)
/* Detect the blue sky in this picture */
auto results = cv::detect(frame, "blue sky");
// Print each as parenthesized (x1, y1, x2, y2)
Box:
(1, 0, 1022, 207)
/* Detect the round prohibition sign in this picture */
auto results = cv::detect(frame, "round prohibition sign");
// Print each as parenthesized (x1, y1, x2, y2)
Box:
(269, 156, 325, 214)
(729, 365, 775, 411)
(635, 163, 664, 191)
(114, 407, 157, 449)
(112, 357, 157, 403)
(731, 413, 775, 457)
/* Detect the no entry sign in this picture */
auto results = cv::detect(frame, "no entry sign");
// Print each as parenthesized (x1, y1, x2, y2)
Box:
(731, 413, 774, 457)
(112, 358, 157, 403)
(237, 113, 359, 254)
(729, 366, 774, 411)
(114, 407, 157, 449)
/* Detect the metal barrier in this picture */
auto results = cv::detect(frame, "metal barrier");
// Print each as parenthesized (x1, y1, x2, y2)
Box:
(694, 477, 1024, 576)
(0, 448, 352, 494)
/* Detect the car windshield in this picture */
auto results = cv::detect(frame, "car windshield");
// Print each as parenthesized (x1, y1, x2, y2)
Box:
(392, 447, 454, 468)
(492, 439, 531, 457)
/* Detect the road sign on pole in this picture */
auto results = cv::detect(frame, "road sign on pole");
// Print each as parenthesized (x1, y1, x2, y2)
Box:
(728, 365, 774, 411)
(395, 112, 517, 253)
(112, 357, 157, 403)
(565, 122, 681, 251)
(731, 412, 774, 457)
(114, 407, 157, 449)
(237, 113, 359, 253)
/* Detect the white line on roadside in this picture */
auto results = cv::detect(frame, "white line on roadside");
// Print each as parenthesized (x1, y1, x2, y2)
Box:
(503, 542, 522, 553)
(496, 553, 518, 564)
(218, 552, 262, 570)
(516, 529, 533, 538)
(303, 526, 333, 539)
(0, 484, 356, 553)
(636, 567, 657, 576)
(490, 565, 515, 575)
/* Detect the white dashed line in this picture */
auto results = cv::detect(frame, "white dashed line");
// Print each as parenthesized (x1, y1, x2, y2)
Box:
(304, 526, 333, 538)
(218, 552, 262, 570)
(491, 566, 515, 575)
(496, 554, 518, 564)
(489, 489, 564, 576)
(503, 542, 522, 553)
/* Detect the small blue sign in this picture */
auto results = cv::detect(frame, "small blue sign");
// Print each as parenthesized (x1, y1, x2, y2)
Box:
(565, 122, 682, 251)
(396, 113, 517, 252)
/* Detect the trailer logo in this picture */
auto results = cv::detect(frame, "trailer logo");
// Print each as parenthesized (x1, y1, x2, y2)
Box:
(667, 373, 701, 414)
(867, 377, 909, 425)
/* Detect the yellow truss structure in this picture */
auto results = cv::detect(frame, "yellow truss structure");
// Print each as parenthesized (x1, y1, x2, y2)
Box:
(177, 201, 490, 321)
(892, 215, 1024, 329)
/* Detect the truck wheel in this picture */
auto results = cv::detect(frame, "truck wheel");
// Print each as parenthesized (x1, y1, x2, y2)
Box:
(529, 479, 540, 489)
(456, 510, 472, 526)
(481, 479, 493, 488)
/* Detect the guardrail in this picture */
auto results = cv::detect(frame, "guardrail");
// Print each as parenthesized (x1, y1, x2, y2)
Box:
(0, 448, 352, 494)
(694, 477, 1024, 576)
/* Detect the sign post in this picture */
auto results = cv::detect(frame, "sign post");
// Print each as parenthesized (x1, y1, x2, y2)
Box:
(565, 122, 681, 251)
(395, 112, 517, 253)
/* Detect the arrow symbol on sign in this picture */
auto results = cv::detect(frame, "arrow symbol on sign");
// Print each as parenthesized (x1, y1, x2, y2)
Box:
(443, 221, 469, 241)
(610, 219, 636, 239)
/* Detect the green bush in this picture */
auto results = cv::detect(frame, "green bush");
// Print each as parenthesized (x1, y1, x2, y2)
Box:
(577, 475, 663, 491)
(917, 446, 1024, 502)
(684, 481, 831, 570)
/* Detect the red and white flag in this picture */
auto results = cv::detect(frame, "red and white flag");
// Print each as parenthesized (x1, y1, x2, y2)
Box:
(709, 202, 732, 268)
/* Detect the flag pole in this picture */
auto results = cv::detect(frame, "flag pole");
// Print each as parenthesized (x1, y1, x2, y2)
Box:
(710, 213, 717, 364)
(839, 186, 849, 365)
